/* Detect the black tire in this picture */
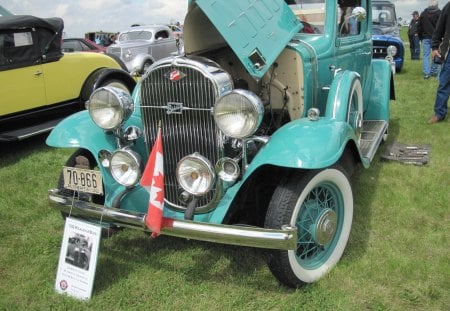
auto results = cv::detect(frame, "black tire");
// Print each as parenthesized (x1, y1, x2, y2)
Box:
(264, 166, 353, 288)
(99, 79, 131, 94)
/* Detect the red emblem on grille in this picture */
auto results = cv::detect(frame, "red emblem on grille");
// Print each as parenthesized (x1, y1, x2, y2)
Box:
(168, 69, 185, 82)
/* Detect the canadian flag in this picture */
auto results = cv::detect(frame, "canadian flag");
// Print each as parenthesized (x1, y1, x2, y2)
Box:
(141, 127, 165, 238)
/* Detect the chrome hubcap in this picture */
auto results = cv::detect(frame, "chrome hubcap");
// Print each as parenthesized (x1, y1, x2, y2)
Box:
(313, 208, 337, 246)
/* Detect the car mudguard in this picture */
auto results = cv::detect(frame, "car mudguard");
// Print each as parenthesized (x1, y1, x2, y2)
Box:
(46, 110, 117, 150)
(46, 110, 149, 211)
(130, 54, 155, 73)
(244, 70, 362, 173)
(80, 68, 136, 102)
(365, 59, 393, 121)
(246, 118, 355, 172)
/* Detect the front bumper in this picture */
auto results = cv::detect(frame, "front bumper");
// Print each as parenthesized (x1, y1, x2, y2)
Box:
(48, 189, 297, 250)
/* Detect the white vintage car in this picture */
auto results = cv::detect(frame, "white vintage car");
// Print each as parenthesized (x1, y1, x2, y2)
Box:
(106, 24, 183, 75)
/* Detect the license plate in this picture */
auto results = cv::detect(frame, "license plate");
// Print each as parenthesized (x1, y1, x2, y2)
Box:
(63, 166, 103, 195)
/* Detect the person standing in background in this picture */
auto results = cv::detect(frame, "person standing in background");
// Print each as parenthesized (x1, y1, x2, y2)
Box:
(408, 11, 420, 60)
(418, 0, 441, 79)
(428, 1, 450, 124)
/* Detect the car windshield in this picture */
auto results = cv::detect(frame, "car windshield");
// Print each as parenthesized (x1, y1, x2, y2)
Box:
(118, 30, 152, 41)
(0, 5, 13, 17)
(372, 4, 396, 25)
(287, 0, 326, 34)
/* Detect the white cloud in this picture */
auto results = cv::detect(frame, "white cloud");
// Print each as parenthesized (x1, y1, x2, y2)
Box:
(0, 0, 187, 37)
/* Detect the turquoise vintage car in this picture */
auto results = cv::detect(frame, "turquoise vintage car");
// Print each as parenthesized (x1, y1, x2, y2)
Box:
(47, 0, 393, 288)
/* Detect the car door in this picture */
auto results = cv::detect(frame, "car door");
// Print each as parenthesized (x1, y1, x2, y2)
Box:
(335, 1, 372, 103)
(0, 29, 46, 117)
(151, 29, 176, 60)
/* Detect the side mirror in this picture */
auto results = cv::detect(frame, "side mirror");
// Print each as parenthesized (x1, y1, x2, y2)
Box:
(352, 7, 367, 22)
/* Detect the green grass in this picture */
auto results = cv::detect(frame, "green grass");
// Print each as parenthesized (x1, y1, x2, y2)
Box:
(1, 30, 449, 310)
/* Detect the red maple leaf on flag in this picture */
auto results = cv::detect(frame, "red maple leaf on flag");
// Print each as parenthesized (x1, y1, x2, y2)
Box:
(141, 127, 165, 238)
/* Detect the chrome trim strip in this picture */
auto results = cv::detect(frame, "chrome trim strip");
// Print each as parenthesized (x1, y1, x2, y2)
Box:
(49, 189, 297, 250)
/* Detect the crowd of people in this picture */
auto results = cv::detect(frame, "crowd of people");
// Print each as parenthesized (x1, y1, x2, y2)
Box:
(408, 0, 450, 124)
(94, 33, 117, 47)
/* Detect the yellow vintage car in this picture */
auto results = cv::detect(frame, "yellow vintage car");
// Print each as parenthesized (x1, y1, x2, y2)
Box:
(0, 15, 136, 142)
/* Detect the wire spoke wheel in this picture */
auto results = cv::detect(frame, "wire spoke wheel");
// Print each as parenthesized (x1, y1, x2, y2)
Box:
(265, 166, 353, 288)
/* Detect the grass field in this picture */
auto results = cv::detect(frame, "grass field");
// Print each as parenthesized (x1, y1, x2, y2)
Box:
(0, 30, 449, 310)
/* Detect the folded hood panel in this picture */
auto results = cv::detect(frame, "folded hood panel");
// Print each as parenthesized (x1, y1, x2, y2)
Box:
(195, 0, 302, 79)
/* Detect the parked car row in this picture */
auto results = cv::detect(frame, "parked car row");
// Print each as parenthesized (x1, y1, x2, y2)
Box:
(106, 24, 183, 75)
(62, 38, 107, 53)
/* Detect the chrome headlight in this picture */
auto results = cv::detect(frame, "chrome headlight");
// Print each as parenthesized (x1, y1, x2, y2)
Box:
(213, 89, 264, 139)
(110, 149, 141, 187)
(176, 153, 215, 196)
(86, 86, 134, 130)
(387, 45, 397, 57)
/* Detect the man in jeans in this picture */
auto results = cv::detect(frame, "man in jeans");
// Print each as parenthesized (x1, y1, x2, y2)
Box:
(408, 11, 420, 60)
(418, 0, 441, 79)
(428, 1, 450, 124)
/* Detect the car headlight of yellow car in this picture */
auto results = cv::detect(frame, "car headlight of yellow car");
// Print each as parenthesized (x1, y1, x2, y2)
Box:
(86, 86, 134, 130)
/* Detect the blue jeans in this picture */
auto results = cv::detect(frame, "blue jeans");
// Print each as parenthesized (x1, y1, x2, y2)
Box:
(409, 35, 420, 59)
(433, 55, 450, 119)
(423, 39, 438, 76)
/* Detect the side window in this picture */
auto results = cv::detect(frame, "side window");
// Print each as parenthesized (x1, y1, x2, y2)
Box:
(79, 41, 91, 51)
(63, 41, 77, 52)
(338, 1, 361, 37)
(155, 30, 169, 40)
(0, 30, 38, 69)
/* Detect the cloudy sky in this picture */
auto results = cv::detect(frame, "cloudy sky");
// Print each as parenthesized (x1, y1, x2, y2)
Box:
(1, 0, 188, 37)
(1, 0, 449, 37)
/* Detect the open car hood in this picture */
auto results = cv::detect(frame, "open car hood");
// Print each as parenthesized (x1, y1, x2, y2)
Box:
(195, 0, 302, 79)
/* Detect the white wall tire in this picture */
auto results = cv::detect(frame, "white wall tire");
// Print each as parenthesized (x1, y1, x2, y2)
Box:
(265, 166, 353, 288)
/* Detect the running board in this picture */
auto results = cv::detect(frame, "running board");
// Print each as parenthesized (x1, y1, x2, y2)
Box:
(0, 118, 63, 142)
(360, 120, 389, 162)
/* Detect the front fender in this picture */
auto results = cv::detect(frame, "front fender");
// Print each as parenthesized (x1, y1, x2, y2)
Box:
(130, 54, 155, 72)
(366, 59, 392, 120)
(247, 118, 355, 173)
(46, 110, 117, 150)
(46, 110, 149, 212)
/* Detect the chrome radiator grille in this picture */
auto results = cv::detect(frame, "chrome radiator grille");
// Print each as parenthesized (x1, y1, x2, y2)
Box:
(140, 61, 222, 209)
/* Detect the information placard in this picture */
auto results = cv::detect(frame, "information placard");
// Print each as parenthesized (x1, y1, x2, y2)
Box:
(55, 217, 101, 300)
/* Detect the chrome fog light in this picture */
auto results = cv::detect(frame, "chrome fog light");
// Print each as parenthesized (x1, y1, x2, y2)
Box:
(110, 149, 141, 187)
(213, 89, 264, 139)
(86, 86, 134, 130)
(176, 153, 215, 196)
(216, 157, 240, 183)
(387, 45, 397, 57)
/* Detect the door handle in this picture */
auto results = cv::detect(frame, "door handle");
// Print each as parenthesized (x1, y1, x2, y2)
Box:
(35, 70, 43, 76)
